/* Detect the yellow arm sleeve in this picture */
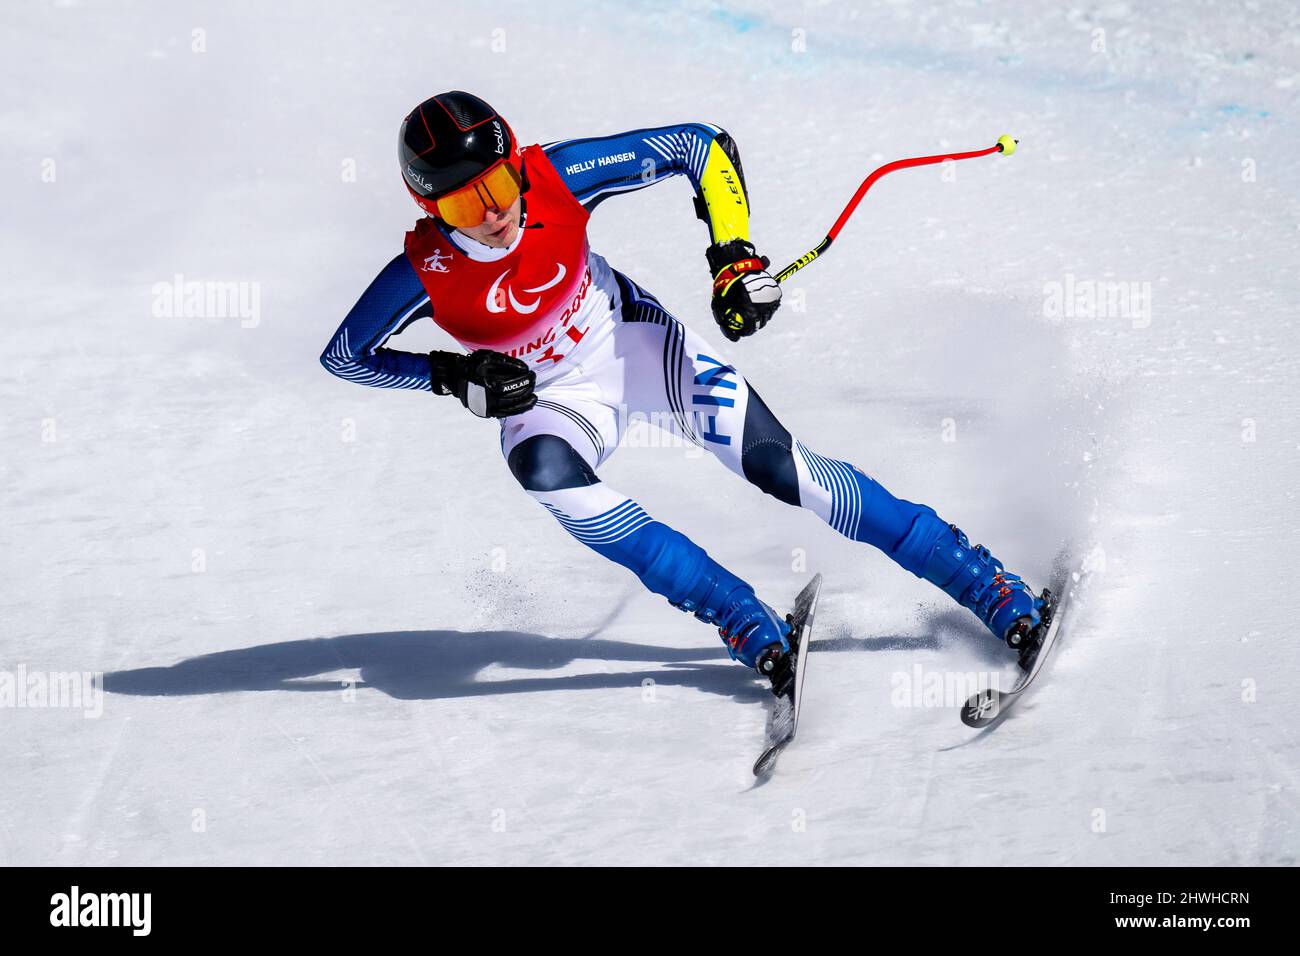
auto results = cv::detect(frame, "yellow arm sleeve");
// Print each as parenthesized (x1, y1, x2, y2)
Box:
(697, 137, 751, 245)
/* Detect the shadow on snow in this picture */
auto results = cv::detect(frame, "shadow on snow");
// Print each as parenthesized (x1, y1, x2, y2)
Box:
(102, 619, 974, 705)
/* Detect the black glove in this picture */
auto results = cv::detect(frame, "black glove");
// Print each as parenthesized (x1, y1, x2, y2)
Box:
(706, 239, 782, 342)
(429, 349, 536, 418)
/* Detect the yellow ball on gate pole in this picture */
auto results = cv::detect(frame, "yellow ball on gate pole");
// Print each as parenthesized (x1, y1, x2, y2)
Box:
(997, 134, 1018, 156)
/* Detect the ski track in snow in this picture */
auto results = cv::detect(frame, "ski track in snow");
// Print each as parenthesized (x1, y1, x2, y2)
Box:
(2, 0, 1297, 865)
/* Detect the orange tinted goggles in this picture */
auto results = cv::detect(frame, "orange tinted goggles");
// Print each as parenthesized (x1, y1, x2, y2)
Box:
(431, 159, 523, 228)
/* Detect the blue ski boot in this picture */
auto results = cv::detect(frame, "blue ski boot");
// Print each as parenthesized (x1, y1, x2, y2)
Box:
(674, 570, 792, 675)
(920, 524, 1047, 664)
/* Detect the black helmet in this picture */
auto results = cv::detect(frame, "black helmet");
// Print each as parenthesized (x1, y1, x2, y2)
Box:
(399, 91, 519, 214)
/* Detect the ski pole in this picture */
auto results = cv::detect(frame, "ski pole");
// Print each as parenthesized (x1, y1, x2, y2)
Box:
(773, 134, 1018, 285)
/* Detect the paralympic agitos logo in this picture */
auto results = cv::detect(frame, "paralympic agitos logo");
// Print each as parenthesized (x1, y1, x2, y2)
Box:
(486, 263, 567, 315)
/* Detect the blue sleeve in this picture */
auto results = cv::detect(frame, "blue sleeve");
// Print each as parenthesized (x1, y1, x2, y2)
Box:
(542, 123, 723, 211)
(320, 253, 435, 391)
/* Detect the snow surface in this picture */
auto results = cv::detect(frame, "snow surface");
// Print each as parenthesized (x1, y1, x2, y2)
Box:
(2, 0, 1297, 865)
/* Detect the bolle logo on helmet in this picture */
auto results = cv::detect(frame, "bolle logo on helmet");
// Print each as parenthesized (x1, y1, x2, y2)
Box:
(492, 120, 505, 155)
(405, 166, 434, 194)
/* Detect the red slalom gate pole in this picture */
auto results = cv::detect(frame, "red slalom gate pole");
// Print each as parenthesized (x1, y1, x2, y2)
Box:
(773, 134, 1018, 285)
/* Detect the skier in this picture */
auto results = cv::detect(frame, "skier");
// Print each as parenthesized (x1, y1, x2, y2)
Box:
(320, 91, 1049, 691)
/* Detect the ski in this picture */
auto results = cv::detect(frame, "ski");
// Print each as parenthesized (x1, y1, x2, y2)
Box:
(753, 573, 824, 776)
(959, 576, 1077, 729)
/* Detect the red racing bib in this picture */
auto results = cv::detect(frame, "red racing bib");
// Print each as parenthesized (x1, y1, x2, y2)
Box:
(404, 145, 594, 368)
